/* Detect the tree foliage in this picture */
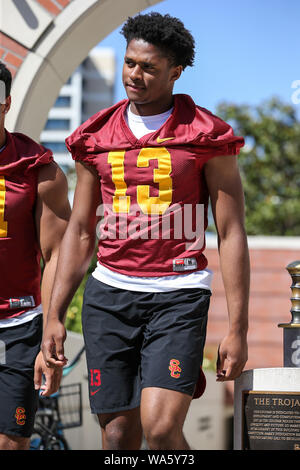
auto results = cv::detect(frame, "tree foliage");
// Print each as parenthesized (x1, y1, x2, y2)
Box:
(216, 98, 300, 235)
(65, 253, 97, 333)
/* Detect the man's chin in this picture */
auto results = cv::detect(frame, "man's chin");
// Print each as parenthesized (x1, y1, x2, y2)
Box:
(126, 92, 147, 104)
(125, 87, 147, 102)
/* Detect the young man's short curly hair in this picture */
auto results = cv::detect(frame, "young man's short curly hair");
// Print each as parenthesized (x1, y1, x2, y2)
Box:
(120, 12, 195, 70)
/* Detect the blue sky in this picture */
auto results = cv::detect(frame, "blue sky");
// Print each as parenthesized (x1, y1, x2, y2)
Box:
(98, 0, 300, 116)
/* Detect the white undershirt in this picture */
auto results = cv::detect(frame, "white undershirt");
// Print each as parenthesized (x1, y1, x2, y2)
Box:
(0, 305, 43, 328)
(124, 105, 173, 139)
(92, 105, 213, 292)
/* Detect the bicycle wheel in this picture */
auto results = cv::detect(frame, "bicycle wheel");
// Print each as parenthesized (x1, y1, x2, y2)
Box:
(30, 429, 69, 450)
(46, 435, 69, 450)
(30, 430, 46, 450)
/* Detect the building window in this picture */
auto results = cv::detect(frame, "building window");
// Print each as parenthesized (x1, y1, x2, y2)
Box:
(54, 96, 71, 108)
(41, 142, 67, 153)
(45, 119, 70, 130)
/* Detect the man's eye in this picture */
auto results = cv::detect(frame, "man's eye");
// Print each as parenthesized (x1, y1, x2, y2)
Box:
(142, 64, 155, 73)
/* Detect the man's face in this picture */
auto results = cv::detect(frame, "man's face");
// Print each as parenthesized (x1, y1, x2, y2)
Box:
(122, 39, 182, 115)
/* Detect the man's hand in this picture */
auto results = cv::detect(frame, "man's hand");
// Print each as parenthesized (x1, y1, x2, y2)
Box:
(216, 332, 248, 381)
(41, 319, 68, 368)
(34, 350, 63, 397)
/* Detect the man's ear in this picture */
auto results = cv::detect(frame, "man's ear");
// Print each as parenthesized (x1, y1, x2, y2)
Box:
(170, 65, 183, 84)
(4, 95, 11, 114)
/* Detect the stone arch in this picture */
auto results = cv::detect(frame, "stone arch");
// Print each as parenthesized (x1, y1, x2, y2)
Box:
(0, 0, 162, 140)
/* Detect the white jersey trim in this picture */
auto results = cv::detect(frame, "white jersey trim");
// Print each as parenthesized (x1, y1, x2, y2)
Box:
(92, 262, 212, 293)
(0, 304, 43, 328)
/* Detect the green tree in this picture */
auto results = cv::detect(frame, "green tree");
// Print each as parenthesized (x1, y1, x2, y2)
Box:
(216, 98, 300, 235)
(65, 252, 97, 333)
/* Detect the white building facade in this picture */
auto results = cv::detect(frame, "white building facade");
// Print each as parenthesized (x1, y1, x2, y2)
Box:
(40, 47, 115, 170)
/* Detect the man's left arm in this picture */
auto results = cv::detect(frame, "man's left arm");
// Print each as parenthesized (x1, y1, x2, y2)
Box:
(204, 154, 250, 381)
(34, 161, 71, 395)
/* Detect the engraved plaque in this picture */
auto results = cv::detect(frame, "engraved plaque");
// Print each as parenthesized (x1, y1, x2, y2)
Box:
(242, 391, 300, 450)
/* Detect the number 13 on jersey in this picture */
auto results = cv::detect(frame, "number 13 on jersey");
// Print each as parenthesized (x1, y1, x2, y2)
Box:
(108, 147, 173, 215)
(0, 176, 8, 237)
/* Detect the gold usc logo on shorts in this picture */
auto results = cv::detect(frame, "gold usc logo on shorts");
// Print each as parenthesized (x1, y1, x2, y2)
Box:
(169, 359, 182, 378)
(15, 407, 26, 426)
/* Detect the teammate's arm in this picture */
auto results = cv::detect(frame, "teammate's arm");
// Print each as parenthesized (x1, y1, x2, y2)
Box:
(34, 161, 71, 395)
(204, 154, 250, 381)
(41, 161, 101, 369)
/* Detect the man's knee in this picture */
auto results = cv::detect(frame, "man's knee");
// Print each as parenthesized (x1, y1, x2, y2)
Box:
(141, 387, 192, 450)
(0, 433, 30, 450)
(143, 417, 181, 450)
(98, 408, 142, 450)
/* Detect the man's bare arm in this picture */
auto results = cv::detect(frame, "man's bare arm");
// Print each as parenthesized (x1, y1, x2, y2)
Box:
(42, 161, 101, 367)
(205, 154, 250, 381)
(35, 162, 71, 327)
(34, 161, 71, 395)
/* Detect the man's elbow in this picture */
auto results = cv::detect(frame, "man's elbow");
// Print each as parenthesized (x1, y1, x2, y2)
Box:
(217, 221, 248, 245)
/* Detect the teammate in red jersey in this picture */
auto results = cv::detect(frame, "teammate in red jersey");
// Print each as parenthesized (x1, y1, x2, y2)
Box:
(42, 13, 250, 450)
(0, 62, 70, 450)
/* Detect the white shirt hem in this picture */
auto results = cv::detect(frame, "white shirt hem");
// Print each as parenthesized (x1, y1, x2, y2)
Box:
(92, 263, 212, 293)
(0, 305, 43, 328)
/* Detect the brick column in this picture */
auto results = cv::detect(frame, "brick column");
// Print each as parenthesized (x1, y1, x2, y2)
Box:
(36, 0, 71, 16)
(0, 33, 28, 78)
(0, 0, 71, 78)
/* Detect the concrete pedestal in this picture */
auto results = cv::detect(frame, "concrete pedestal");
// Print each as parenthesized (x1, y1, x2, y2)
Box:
(234, 368, 300, 450)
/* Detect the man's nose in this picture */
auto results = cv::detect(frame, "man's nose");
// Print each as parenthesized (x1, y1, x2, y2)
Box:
(130, 64, 142, 81)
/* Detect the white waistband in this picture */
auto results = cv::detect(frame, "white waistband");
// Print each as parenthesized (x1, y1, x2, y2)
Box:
(92, 263, 212, 292)
(0, 305, 43, 328)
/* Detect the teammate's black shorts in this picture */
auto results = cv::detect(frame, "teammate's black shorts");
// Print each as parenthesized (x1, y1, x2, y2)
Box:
(82, 276, 211, 414)
(0, 315, 42, 438)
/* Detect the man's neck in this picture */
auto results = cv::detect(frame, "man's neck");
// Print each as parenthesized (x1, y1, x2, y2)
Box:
(129, 96, 174, 117)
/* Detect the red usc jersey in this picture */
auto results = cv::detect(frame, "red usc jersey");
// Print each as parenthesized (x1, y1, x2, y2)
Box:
(66, 94, 244, 276)
(0, 131, 53, 319)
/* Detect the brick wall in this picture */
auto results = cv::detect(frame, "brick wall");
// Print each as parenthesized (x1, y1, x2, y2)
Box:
(36, 0, 71, 16)
(0, 32, 28, 78)
(0, 0, 71, 77)
(205, 246, 299, 371)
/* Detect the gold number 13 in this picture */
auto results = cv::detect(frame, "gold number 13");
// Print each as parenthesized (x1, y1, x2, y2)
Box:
(108, 147, 173, 215)
(0, 176, 8, 237)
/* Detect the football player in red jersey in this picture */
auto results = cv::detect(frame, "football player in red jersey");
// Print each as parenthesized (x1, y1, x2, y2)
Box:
(0, 62, 70, 450)
(42, 13, 250, 450)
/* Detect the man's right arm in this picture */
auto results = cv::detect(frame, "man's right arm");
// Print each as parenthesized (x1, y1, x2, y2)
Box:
(42, 161, 101, 367)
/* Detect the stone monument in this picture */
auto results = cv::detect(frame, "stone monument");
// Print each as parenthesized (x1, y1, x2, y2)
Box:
(278, 261, 300, 367)
(234, 261, 300, 450)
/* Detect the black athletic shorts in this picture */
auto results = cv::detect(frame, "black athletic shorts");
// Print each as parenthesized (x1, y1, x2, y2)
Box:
(82, 275, 211, 414)
(0, 315, 42, 438)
